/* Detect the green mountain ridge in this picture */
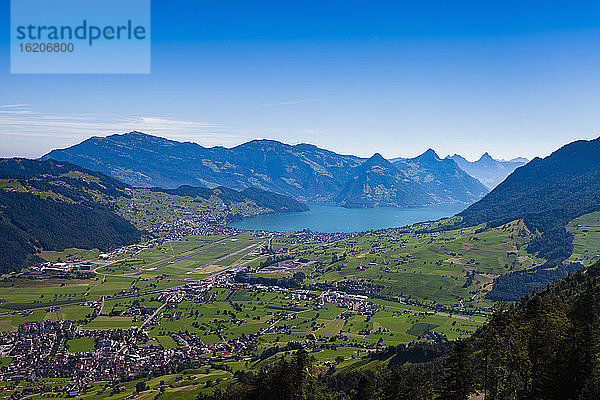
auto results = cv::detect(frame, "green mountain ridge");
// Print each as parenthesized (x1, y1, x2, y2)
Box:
(41, 131, 489, 208)
(455, 136, 600, 300)
(394, 149, 488, 203)
(0, 158, 144, 273)
(0, 158, 308, 273)
(335, 153, 433, 207)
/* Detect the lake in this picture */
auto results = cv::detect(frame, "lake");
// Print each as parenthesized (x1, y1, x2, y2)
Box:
(229, 202, 469, 233)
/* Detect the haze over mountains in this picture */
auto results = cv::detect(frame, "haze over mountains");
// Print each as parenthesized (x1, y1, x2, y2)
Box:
(42, 131, 502, 208)
(447, 153, 528, 188)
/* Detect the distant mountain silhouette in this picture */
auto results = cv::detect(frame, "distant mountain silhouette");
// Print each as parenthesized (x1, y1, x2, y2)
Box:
(43, 132, 362, 202)
(394, 149, 488, 203)
(447, 152, 527, 188)
(335, 153, 432, 207)
(42, 132, 488, 208)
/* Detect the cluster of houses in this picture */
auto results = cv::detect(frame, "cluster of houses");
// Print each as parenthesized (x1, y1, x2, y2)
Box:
(320, 291, 378, 315)
(287, 230, 357, 244)
(30, 260, 96, 273)
(0, 320, 256, 387)
(150, 216, 239, 238)
(0, 321, 74, 382)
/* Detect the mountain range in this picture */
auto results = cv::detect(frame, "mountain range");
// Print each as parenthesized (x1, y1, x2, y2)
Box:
(447, 152, 527, 188)
(42, 131, 491, 208)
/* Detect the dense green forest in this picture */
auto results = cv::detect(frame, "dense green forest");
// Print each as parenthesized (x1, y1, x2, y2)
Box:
(457, 137, 600, 300)
(0, 190, 143, 272)
(199, 260, 600, 399)
(0, 158, 143, 272)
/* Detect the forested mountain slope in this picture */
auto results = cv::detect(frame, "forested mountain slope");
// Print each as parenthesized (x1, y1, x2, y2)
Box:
(150, 185, 308, 214)
(0, 158, 307, 272)
(0, 158, 143, 272)
(42, 132, 488, 207)
(456, 136, 600, 299)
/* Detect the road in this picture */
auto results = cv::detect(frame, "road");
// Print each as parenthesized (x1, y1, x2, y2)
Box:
(98, 296, 105, 314)
(139, 302, 168, 330)
(135, 241, 233, 274)
(0, 239, 264, 317)
(186, 242, 264, 274)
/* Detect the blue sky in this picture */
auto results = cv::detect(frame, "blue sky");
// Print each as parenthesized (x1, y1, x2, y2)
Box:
(1, 0, 600, 160)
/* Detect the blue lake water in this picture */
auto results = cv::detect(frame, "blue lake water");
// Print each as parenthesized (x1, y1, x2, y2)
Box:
(229, 202, 469, 233)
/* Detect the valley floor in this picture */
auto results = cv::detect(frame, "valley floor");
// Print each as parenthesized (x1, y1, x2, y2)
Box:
(0, 216, 548, 398)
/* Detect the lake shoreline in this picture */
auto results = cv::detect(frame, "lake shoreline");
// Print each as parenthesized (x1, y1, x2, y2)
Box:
(229, 202, 469, 233)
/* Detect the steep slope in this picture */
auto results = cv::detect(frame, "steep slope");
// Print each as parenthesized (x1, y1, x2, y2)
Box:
(42, 132, 487, 207)
(448, 152, 527, 188)
(227, 140, 362, 201)
(394, 149, 488, 204)
(0, 158, 143, 272)
(459, 137, 600, 251)
(42, 132, 363, 201)
(467, 259, 600, 399)
(335, 153, 432, 208)
(456, 137, 600, 299)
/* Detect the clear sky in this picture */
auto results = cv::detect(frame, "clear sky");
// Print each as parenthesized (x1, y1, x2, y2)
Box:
(1, 0, 600, 160)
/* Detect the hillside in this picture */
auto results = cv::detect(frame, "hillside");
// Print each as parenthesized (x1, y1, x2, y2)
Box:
(0, 158, 143, 272)
(150, 185, 308, 214)
(448, 152, 527, 188)
(42, 132, 488, 207)
(465, 259, 600, 399)
(0, 158, 308, 272)
(394, 149, 488, 203)
(335, 153, 432, 207)
(457, 136, 600, 299)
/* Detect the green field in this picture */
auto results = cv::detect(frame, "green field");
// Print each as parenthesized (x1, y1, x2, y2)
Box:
(114, 188, 274, 229)
(253, 219, 542, 313)
(67, 337, 96, 353)
(566, 212, 600, 266)
(0, 367, 232, 400)
(0, 218, 550, 376)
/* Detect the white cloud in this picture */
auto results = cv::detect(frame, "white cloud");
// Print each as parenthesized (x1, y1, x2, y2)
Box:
(0, 109, 247, 157)
(0, 104, 29, 108)
(0, 110, 33, 114)
(0, 104, 32, 114)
